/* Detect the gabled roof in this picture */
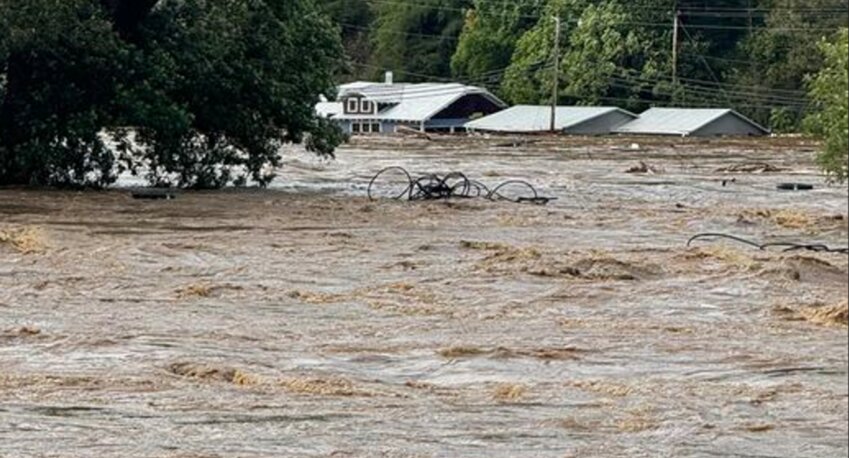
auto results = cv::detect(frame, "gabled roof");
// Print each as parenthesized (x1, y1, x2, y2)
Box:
(465, 105, 636, 133)
(329, 82, 506, 123)
(614, 108, 769, 136)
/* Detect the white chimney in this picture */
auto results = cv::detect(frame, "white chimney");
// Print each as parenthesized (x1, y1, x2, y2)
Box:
(385, 71, 394, 85)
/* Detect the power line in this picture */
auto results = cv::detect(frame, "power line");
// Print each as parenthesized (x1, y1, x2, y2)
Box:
(614, 69, 810, 104)
(364, 0, 848, 15)
(358, 0, 847, 32)
(342, 60, 810, 111)
(334, 1, 829, 111)
(608, 76, 809, 108)
(678, 19, 731, 105)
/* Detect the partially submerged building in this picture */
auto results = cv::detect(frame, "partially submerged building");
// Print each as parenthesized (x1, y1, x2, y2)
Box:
(614, 108, 769, 137)
(317, 75, 506, 135)
(465, 105, 637, 135)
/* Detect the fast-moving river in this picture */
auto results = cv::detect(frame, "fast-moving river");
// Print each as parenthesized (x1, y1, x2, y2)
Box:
(1, 136, 847, 457)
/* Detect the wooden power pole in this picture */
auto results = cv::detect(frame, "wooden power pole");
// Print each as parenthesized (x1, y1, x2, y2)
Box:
(550, 15, 561, 133)
(672, 4, 680, 86)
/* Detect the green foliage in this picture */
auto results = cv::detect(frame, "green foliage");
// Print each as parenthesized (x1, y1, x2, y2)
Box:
(371, 0, 470, 81)
(805, 28, 848, 182)
(125, 0, 343, 188)
(560, 2, 641, 104)
(0, 0, 344, 189)
(769, 108, 797, 134)
(451, 0, 542, 83)
(321, 0, 373, 79)
(730, 0, 848, 129)
(500, 0, 673, 110)
(0, 0, 129, 187)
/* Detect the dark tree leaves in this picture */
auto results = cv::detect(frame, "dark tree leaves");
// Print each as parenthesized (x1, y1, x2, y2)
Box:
(0, 0, 344, 188)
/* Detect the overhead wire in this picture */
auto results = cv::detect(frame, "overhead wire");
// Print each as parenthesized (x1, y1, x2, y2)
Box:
(610, 70, 810, 106)
(356, 0, 847, 32)
(334, 1, 837, 111)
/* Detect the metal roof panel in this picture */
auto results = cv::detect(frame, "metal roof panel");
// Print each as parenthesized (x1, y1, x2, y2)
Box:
(465, 105, 634, 132)
(331, 83, 506, 122)
(614, 108, 768, 136)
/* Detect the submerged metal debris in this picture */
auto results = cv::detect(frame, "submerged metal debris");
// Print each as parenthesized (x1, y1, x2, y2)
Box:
(688, 233, 849, 254)
(368, 166, 555, 205)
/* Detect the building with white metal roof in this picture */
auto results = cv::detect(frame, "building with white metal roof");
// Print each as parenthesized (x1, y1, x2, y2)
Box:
(614, 108, 769, 137)
(316, 74, 506, 135)
(465, 105, 637, 135)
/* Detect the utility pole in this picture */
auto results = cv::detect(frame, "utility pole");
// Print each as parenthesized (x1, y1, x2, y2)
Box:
(747, 0, 754, 35)
(550, 15, 561, 133)
(672, 4, 680, 87)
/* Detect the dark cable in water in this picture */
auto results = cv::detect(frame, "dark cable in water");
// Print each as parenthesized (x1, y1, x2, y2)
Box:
(367, 166, 555, 205)
(687, 233, 849, 255)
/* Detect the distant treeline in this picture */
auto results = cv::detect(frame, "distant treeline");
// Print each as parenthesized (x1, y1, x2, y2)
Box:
(322, 0, 848, 133)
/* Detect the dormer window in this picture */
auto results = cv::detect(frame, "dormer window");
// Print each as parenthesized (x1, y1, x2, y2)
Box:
(360, 100, 373, 115)
(346, 98, 359, 114)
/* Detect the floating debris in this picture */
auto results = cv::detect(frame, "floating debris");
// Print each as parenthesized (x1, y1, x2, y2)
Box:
(717, 162, 786, 173)
(176, 283, 214, 299)
(0, 226, 47, 254)
(168, 362, 259, 386)
(800, 302, 849, 327)
(774, 301, 848, 327)
(625, 161, 661, 174)
(280, 377, 368, 397)
(493, 383, 527, 402)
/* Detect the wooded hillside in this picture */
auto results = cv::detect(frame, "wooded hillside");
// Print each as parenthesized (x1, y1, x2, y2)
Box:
(322, 0, 848, 132)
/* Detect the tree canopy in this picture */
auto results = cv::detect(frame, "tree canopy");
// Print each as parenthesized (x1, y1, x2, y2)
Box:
(805, 28, 849, 182)
(0, 0, 343, 188)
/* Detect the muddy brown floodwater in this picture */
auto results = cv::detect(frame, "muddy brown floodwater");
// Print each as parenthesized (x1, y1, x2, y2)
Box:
(1, 136, 847, 458)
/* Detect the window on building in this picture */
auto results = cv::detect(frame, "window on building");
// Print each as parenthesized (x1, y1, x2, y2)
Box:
(360, 100, 372, 114)
(346, 98, 359, 114)
(350, 122, 381, 135)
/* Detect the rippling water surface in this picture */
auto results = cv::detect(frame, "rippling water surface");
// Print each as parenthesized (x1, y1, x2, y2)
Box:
(1, 137, 847, 457)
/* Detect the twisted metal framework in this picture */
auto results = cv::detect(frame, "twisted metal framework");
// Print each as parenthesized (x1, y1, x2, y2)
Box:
(367, 167, 555, 205)
(687, 233, 849, 255)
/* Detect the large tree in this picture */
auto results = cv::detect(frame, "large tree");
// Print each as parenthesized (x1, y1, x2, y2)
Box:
(0, 0, 130, 186)
(499, 0, 677, 111)
(371, 0, 470, 81)
(321, 0, 374, 79)
(805, 28, 848, 182)
(730, 0, 849, 130)
(0, 0, 343, 188)
(450, 0, 543, 87)
(99, 0, 159, 37)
